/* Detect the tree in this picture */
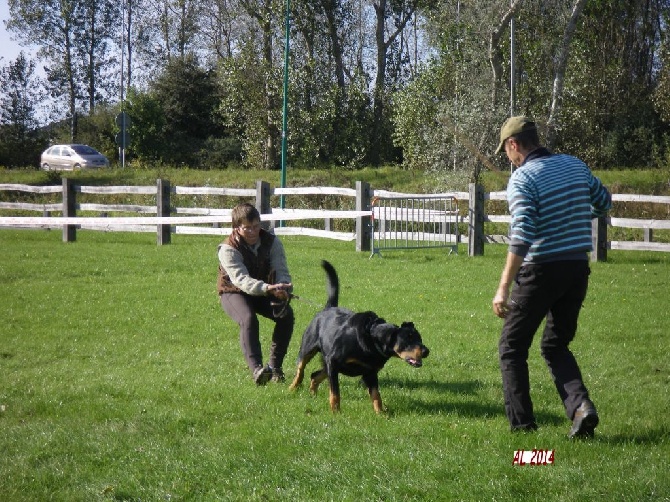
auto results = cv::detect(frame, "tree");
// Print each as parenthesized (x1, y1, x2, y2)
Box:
(0, 52, 45, 167)
(7, 0, 119, 141)
(553, 0, 668, 167)
(545, 0, 588, 148)
(125, 87, 167, 161)
(77, 0, 119, 113)
(151, 55, 223, 165)
(218, 42, 275, 169)
(488, 0, 523, 108)
(369, 0, 420, 165)
(395, 1, 505, 182)
(239, 0, 283, 170)
(4, 0, 670, 171)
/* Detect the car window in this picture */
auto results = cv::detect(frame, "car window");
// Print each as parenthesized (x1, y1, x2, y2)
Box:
(71, 145, 98, 155)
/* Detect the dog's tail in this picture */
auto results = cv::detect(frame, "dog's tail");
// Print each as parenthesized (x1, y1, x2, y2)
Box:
(321, 260, 339, 308)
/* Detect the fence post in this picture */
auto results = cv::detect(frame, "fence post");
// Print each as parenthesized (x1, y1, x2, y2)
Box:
(356, 181, 371, 252)
(157, 178, 171, 245)
(644, 227, 653, 243)
(591, 216, 607, 262)
(468, 183, 485, 256)
(62, 178, 76, 242)
(256, 180, 272, 230)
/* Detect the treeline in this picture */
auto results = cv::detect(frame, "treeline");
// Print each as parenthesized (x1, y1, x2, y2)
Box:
(2, 0, 670, 180)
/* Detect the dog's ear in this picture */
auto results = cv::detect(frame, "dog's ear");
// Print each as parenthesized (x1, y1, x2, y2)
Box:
(401, 321, 415, 330)
(352, 311, 384, 332)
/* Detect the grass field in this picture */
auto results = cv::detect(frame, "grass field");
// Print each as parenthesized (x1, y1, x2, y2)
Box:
(1, 229, 669, 501)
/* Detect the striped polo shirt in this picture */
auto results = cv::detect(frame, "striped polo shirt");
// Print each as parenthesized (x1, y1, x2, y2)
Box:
(507, 148, 612, 263)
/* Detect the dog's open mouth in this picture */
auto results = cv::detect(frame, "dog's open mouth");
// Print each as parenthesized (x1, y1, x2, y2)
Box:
(405, 357, 422, 368)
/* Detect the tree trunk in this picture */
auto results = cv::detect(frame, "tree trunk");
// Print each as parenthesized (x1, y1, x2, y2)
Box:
(320, 0, 346, 92)
(87, 7, 97, 115)
(239, 0, 279, 170)
(546, 0, 588, 149)
(371, 0, 417, 166)
(64, 27, 78, 141)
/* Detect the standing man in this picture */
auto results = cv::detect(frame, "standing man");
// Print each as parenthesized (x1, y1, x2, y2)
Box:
(218, 203, 294, 385)
(492, 116, 612, 438)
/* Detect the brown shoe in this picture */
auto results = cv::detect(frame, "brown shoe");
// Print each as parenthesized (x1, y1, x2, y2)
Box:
(569, 400, 599, 439)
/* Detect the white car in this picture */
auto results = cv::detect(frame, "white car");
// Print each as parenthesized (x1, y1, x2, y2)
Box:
(40, 144, 110, 170)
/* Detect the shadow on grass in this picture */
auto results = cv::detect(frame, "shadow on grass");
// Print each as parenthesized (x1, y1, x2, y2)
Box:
(383, 376, 483, 394)
(598, 426, 670, 446)
(379, 376, 567, 424)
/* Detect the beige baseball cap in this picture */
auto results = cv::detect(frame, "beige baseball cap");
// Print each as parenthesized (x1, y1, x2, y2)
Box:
(495, 116, 536, 153)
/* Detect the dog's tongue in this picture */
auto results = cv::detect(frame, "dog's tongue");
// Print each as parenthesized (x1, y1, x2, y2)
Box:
(406, 357, 422, 367)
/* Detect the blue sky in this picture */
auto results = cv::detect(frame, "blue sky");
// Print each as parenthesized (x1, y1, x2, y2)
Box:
(1, 1, 32, 65)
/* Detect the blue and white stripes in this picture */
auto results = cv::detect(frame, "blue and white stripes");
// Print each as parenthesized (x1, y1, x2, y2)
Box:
(507, 153, 612, 262)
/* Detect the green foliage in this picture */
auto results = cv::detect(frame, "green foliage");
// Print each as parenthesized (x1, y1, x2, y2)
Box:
(74, 107, 118, 162)
(0, 52, 47, 168)
(402, 1, 670, 174)
(152, 56, 224, 166)
(330, 83, 375, 168)
(217, 48, 273, 170)
(0, 231, 668, 501)
(393, 60, 450, 172)
(125, 88, 167, 162)
(549, 0, 669, 168)
(5, 0, 670, 174)
(195, 136, 243, 170)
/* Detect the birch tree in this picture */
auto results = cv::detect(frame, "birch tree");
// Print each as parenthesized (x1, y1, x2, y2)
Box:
(545, 0, 587, 149)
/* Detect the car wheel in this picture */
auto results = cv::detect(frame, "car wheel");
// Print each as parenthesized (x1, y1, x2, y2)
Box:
(41, 163, 50, 170)
(73, 163, 81, 170)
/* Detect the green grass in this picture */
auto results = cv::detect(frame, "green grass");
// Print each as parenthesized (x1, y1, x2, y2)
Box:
(1, 230, 669, 501)
(0, 165, 439, 194)
(2, 164, 669, 195)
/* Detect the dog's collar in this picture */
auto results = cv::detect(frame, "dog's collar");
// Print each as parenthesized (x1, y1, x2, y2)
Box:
(369, 325, 389, 356)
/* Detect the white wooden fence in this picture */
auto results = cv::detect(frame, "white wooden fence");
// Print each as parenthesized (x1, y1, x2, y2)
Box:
(1, 180, 669, 259)
(480, 190, 670, 254)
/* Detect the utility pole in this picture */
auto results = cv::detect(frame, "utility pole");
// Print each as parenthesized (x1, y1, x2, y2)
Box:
(280, 0, 291, 220)
(509, 0, 516, 173)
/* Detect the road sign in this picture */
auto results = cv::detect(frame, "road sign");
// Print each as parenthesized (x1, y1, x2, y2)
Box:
(115, 112, 131, 128)
(115, 131, 131, 147)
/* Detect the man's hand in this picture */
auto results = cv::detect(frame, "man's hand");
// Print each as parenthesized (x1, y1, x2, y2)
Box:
(493, 251, 524, 319)
(492, 286, 510, 318)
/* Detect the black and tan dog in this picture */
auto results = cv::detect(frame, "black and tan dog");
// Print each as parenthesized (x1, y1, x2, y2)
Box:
(289, 260, 429, 413)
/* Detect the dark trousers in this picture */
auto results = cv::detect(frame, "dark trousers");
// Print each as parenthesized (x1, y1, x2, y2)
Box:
(220, 293, 294, 372)
(499, 260, 592, 430)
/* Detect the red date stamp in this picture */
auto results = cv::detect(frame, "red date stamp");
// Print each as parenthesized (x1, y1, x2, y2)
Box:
(512, 449, 555, 466)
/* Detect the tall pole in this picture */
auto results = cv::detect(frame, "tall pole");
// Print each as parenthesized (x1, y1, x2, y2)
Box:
(510, 2, 515, 117)
(280, 0, 290, 215)
(509, 0, 515, 173)
(120, 0, 126, 168)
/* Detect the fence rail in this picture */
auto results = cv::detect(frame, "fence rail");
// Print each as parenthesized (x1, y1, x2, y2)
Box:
(1, 180, 669, 260)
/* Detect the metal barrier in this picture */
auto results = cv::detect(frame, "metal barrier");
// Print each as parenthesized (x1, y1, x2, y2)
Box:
(370, 194, 459, 257)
